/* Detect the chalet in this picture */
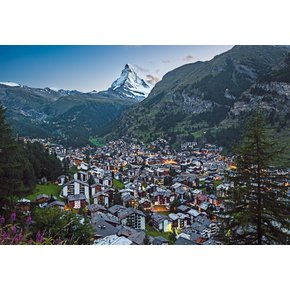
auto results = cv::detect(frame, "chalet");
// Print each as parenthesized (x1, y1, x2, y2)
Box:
(67, 194, 87, 209)
(216, 183, 230, 197)
(88, 204, 108, 214)
(17, 198, 31, 212)
(151, 213, 172, 232)
(122, 194, 138, 208)
(139, 199, 152, 211)
(152, 190, 171, 206)
(93, 218, 119, 240)
(208, 194, 220, 206)
(92, 191, 110, 208)
(94, 234, 133, 245)
(152, 236, 169, 245)
(47, 200, 65, 209)
(35, 194, 50, 208)
(193, 215, 219, 237)
(168, 213, 189, 229)
(202, 239, 222, 245)
(187, 209, 200, 223)
(117, 225, 145, 245)
(92, 212, 120, 227)
(61, 179, 90, 202)
(108, 204, 127, 216)
(177, 205, 191, 214)
(78, 161, 88, 171)
(199, 201, 211, 212)
(57, 175, 68, 186)
(174, 237, 197, 245)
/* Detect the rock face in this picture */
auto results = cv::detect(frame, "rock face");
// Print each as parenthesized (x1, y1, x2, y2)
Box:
(106, 45, 290, 145)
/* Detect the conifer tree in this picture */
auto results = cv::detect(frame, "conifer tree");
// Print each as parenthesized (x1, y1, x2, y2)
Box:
(218, 110, 290, 244)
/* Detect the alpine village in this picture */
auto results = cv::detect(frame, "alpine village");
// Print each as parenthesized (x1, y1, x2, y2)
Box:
(1, 45, 290, 245)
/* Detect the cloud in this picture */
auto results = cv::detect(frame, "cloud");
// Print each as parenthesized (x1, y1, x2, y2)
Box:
(146, 74, 160, 85)
(162, 59, 171, 64)
(134, 64, 150, 74)
(183, 55, 195, 62)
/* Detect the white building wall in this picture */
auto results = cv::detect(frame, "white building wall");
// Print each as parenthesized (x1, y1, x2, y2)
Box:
(75, 182, 80, 195)
(85, 186, 90, 203)
(62, 186, 68, 197)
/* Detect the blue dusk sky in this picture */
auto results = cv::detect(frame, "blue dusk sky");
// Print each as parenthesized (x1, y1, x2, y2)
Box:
(0, 45, 233, 92)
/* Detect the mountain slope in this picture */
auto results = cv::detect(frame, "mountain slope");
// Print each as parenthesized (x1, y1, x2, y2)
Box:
(105, 45, 290, 144)
(0, 64, 150, 146)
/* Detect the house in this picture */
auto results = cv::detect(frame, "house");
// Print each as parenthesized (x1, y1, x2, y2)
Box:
(174, 237, 198, 245)
(57, 175, 68, 186)
(177, 205, 191, 214)
(117, 207, 146, 230)
(78, 161, 89, 171)
(151, 213, 172, 232)
(67, 194, 87, 209)
(92, 212, 120, 227)
(108, 205, 127, 216)
(74, 171, 89, 182)
(17, 198, 31, 212)
(93, 218, 119, 240)
(152, 190, 171, 206)
(202, 239, 222, 245)
(94, 234, 133, 245)
(191, 215, 219, 238)
(152, 236, 169, 245)
(47, 200, 65, 209)
(35, 194, 50, 208)
(187, 209, 200, 223)
(139, 199, 152, 211)
(117, 225, 145, 245)
(122, 194, 138, 208)
(61, 179, 90, 202)
(168, 213, 189, 229)
(92, 191, 110, 208)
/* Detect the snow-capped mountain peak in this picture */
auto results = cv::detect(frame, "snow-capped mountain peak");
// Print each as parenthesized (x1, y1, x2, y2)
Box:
(0, 81, 21, 87)
(109, 64, 152, 100)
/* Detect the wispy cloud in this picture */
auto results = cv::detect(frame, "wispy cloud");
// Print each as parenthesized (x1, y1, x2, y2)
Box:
(146, 74, 160, 85)
(134, 64, 150, 74)
(162, 59, 171, 64)
(183, 55, 195, 62)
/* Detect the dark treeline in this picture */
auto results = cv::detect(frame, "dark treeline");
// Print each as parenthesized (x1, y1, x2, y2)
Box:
(0, 106, 62, 209)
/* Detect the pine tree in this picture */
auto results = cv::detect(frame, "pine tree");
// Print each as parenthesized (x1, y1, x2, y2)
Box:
(218, 111, 290, 244)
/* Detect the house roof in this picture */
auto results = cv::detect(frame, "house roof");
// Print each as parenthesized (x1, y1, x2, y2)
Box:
(94, 218, 119, 238)
(169, 212, 188, 221)
(203, 239, 221, 245)
(187, 209, 199, 217)
(67, 194, 86, 202)
(191, 222, 206, 232)
(174, 237, 197, 245)
(108, 205, 127, 215)
(177, 205, 191, 212)
(118, 207, 145, 219)
(94, 234, 133, 245)
(152, 236, 169, 245)
(63, 179, 89, 188)
(35, 194, 50, 201)
(47, 200, 65, 208)
(195, 215, 212, 227)
(151, 213, 169, 223)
